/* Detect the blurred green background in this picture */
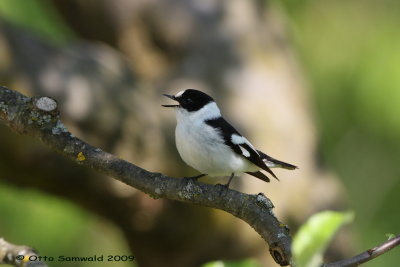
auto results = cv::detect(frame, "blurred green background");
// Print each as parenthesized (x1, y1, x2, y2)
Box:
(283, 1, 400, 265)
(0, 0, 399, 266)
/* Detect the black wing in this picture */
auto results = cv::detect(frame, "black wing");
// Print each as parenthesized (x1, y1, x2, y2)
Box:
(205, 117, 277, 180)
(246, 171, 271, 183)
(257, 150, 298, 170)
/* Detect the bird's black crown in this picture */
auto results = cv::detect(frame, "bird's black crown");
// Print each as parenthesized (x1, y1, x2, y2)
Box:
(176, 89, 214, 112)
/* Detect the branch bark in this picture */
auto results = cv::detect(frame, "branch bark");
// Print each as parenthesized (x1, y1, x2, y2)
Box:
(0, 86, 292, 266)
(0, 238, 47, 267)
(322, 234, 400, 267)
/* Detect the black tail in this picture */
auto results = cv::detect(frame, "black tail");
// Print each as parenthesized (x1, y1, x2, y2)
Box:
(246, 171, 272, 183)
(257, 150, 298, 170)
(246, 151, 296, 183)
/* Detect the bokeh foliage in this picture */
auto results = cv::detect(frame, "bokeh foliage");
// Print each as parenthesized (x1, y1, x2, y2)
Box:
(293, 211, 354, 267)
(0, 183, 133, 267)
(0, 0, 72, 43)
(0, 1, 131, 267)
(281, 0, 400, 265)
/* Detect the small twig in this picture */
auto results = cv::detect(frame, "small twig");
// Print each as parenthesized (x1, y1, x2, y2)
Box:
(0, 86, 292, 266)
(0, 238, 47, 267)
(322, 234, 400, 267)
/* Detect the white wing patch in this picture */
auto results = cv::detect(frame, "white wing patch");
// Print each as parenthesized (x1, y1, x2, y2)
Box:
(239, 145, 250, 157)
(231, 134, 246, 144)
(231, 134, 257, 152)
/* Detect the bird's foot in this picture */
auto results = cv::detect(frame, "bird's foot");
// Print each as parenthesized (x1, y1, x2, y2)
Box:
(225, 173, 234, 188)
(216, 173, 234, 196)
(183, 174, 207, 183)
(215, 182, 230, 189)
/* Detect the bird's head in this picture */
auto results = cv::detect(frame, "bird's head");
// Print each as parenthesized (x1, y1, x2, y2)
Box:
(162, 89, 215, 112)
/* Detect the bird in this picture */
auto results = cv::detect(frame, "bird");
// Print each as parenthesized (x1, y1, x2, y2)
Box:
(162, 89, 297, 188)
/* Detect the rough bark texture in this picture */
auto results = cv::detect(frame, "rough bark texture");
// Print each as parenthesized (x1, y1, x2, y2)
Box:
(321, 234, 400, 267)
(0, 238, 47, 267)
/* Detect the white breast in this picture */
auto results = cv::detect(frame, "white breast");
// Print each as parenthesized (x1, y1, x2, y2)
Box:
(174, 103, 259, 176)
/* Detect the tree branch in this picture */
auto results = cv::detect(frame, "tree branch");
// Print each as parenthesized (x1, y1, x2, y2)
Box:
(0, 86, 292, 266)
(322, 234, 400, 267)
(0, 238, 47, 267)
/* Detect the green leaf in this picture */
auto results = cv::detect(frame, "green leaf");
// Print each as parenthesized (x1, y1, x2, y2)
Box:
(0, 0, 73, 43)
(292, 210, 354, 267)
(201, 259, 262, 267)
(385, 233, 396, 240)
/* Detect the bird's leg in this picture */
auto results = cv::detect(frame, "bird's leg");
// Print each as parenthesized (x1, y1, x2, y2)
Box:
(216, 173, 235, 196)
(184, 173, 207, 182)
(225, 173, 235, 188)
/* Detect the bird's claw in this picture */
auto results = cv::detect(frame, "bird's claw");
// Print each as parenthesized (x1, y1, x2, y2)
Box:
(183, 174, 207, 183)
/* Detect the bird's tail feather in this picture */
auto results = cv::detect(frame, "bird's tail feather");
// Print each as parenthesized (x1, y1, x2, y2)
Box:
(246, 171, 271, 183)
(257, 150, 298, 170)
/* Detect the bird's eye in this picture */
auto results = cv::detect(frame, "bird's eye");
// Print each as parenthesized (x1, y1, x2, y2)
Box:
(181, 98, 192, 105)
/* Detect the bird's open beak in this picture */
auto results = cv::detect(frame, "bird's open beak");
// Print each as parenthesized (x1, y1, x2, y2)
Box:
(162, 94, 179, 107)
